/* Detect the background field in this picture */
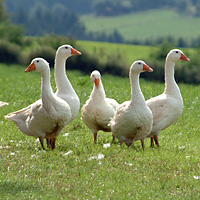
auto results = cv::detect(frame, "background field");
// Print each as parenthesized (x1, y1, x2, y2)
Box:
(80, 9, 200, 42)
(0, 61, 199, 199)
(77, 40, 157, 66)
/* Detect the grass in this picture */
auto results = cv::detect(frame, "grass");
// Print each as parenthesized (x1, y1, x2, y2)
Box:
(80, 9, 200, 42)
(0, 62, 200, 199)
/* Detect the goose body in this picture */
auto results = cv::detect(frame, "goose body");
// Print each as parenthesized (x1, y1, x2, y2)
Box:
(81, 70, 119, 142)
(110, 61, 153, 149)
(5, 58, 72, 150)
(146, 49, 190, 147)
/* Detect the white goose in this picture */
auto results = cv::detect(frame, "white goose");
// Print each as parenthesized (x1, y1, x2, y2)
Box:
(46, 44, 81, 147)
(146, 49, 190, 147)
(81, 70, 119, 143)
(5, 58, 72, 150)
(0, 101, 8, 108)
(54, 45, 81, 120)
(110, 61, 153, 150)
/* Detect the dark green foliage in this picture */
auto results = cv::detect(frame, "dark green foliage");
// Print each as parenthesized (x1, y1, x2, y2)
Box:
(37, 35, 76, 50)
(150, 39, 174, 61)
(0, 22, 24, 44)
(6, 0, 200, 17)
(84, 30, 124, 44)
(67, 48, 128, 77)
(128, 36, 191, 48)
(0, 0, 7, 22)
(143, 42, 200, 84)
(92, 0, 200, 17)
(14, 2, 86, 38)
(27, 46, 56, 67)
(23, 35, 78, 66)
(93, 0, 132, 16)
(5, 0, 93, 15)
(0, 40, 22, 64)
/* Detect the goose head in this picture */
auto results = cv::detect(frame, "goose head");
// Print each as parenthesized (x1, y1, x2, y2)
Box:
(167, 49, 190, 62)
(25, 58, 49, 73)
(56, 45, 81, 59)
(130, 60, 153, 74)
(91, 70, 101, 88)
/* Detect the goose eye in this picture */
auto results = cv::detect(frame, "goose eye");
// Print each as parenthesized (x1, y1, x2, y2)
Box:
(65, 47, 68, 49)
(36, 60, 39, 63)
(175, 51, 178, 54)
(138, 62, 141, 65)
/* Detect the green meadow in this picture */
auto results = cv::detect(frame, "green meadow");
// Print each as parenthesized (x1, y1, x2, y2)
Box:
(0, 55, 199, 199)
(77, 40, 157, 66)
(80, 9, 200, 42)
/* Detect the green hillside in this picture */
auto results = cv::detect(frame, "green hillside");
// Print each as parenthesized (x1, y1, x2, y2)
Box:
(80, 9, 200, 42)
(77, 40, 157, 65)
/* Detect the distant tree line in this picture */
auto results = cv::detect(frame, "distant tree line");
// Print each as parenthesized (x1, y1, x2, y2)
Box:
(4, 1, 124, 43)
(93, 0, 200, 17)
(4, 0, 200, 47)
(4, 0, 93, 16)
(5, 0, 200, 17)
(128, 36, 200, 48)
(8, 2, 85, 38)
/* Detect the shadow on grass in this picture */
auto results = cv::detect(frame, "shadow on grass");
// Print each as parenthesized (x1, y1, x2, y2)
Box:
(0, 180, 41, 197)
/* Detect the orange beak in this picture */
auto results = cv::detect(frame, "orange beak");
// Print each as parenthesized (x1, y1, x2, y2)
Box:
(94, 78, 100, 88)
(143, 64, 153, 72)
(25, 62, 36, 72)
(71, 48, 81, 55)
(180, 53, 190, 61)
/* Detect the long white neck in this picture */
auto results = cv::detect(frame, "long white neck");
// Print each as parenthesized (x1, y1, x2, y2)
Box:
(40, 68, 55, 107)
(164, 59, 181, 96)
(130, 72, 145, 105)
(91, 80, 106, 101)
(54, 54, 75, 95)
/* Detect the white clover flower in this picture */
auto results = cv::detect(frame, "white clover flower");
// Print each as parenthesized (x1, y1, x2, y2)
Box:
(63, 133, 69, 137)
(88, 153, 104, 160)
(64, 150, 72, 156)
(193, 176, 199, 180)
(103, 143, 111, 148)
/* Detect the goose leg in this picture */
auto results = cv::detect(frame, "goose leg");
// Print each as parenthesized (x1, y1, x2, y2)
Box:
(119, 140, 123, 145)
(150, 137, 154, 148)
(51, 138, 56, 150)
(93, 132, 97, 143)
(141, 139, 145, 150)
(46, 138, 51, 148)
(39, 137, 45, 150)
(112, 134, 115, 142)
(154, 135, 159, 147)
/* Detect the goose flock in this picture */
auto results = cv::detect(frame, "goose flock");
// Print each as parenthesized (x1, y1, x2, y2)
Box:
(2, 45, 190, 150)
